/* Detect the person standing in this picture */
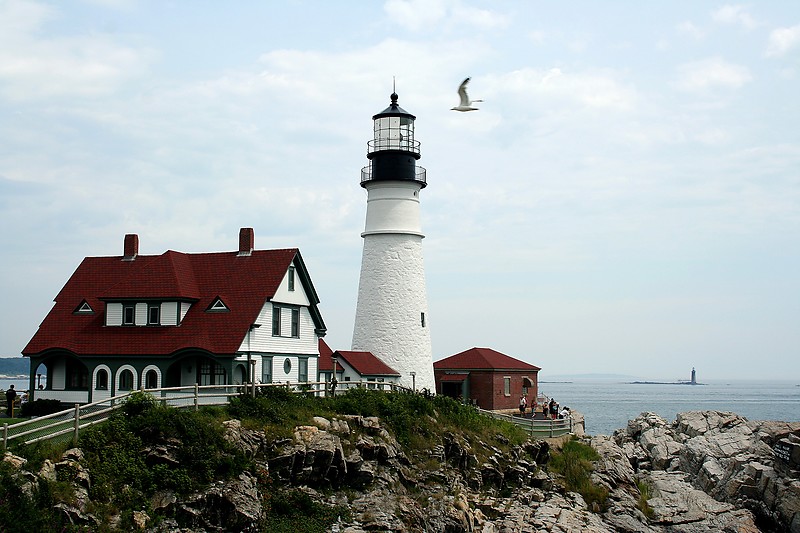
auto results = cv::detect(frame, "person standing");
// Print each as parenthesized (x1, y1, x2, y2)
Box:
(519, 394, 527, 416)
(5, 385, 17, 417)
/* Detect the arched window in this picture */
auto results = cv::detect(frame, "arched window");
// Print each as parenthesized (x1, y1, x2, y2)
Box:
(96, 369, 108, 390)
(145, 370, 158, 389)
(119, 369, 134, 391)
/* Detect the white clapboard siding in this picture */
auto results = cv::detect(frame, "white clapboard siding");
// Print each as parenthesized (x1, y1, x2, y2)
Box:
(272, 266, 311, 307)
(243, 304, 318, 355)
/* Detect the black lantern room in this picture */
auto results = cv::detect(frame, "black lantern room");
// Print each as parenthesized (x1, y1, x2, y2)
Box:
(361, 92, 427, 188)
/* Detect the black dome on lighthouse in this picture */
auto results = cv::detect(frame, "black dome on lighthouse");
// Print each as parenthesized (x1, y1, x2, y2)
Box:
(373, 92, 416, 120)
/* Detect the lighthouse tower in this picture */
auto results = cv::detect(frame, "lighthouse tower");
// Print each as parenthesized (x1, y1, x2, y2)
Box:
(351, 91, 435, 392)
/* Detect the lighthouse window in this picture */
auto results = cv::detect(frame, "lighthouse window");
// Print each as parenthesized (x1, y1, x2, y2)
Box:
(420, 312, 426, 327)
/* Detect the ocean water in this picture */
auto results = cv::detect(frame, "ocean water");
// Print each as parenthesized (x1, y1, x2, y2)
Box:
(538, 379, 800, 436)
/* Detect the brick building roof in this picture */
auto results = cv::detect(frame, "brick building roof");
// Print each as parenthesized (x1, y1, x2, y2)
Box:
(434, 347, 540, 371)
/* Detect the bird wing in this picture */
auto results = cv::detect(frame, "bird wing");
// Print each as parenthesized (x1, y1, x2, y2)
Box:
(457, 77, 471, 106)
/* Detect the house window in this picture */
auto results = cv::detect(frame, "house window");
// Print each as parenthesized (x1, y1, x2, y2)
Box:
(504, 377, 511, 396)
(291, 309, 299, 337)
(123, 304, 135, 325)
(367, 378, 376, 389)
(119, 369, 134, 391)
(148, 304, 160, 325)
(298, 358, 308, 382)
(145, 370, 158, 389)
(283, 358, 292, 375)
(95, 369, 108, 390)
(272, 305, 281, 336)
(200, 361, 226, 386)
(288, 266, 295, 291)
(262, 357, 273, 384)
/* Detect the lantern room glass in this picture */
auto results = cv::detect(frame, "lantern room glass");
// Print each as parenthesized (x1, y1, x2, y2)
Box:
(374, 116, 414, 151)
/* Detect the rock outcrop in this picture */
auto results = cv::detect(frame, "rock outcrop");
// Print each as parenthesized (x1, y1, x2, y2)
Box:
(3, 410, 798, 532)
(609, 411, 800, 533)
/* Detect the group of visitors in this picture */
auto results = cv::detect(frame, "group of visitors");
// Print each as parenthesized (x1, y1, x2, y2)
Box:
(517, 394, 571, 420)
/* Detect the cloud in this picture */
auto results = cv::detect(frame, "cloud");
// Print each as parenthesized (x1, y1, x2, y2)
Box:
(384, 0, 507, 32)
(676, 21, 705, 40)
(497, 67, 639, 111)
(0, 0, 154, 101)
(673, 57, 751, 93)
(711, 5, 758, 30)
(766, 24, 800, 57)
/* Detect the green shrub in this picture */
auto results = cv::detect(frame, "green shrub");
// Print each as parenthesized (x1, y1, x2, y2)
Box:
(0, 462, 66, 531)
(19, 398, 64, 417)
(548, 438, 608, 511)
(262, 488, 350, 533)
(79, 398, 246, 508)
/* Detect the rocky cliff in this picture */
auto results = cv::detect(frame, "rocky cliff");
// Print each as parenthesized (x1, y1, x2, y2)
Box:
(3, 410, 799, 532)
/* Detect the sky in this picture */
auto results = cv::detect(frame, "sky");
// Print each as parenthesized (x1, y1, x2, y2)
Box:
(1, 1, 798, 381)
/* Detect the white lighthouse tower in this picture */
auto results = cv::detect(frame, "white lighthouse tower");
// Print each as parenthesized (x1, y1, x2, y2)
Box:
(351, 91, 436, 392)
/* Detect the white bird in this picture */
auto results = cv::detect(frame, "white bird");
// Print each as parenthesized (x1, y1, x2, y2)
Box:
(451, 77, 482, 112)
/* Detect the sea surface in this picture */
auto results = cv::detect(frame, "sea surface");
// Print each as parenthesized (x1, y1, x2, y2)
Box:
(538, 379, 800, 436)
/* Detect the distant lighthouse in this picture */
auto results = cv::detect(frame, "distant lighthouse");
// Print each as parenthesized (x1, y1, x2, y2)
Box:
(351, 91, 435, 392)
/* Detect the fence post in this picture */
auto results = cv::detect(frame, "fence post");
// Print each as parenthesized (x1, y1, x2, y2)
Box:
(73, 404, 80, 446)
(2, 423, 7, 451)
(194, 383, 199, 411)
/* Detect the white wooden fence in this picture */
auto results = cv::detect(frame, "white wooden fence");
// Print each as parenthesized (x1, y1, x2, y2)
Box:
(2, 380, 571, 450)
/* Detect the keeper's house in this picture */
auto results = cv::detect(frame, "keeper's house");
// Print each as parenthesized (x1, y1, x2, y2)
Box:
(22, 228, 326, 405)
(434, 347, 540, 411)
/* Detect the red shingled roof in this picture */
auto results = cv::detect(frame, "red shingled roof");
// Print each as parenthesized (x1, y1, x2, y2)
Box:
(318, 338, 342, 372)
(23, 247, 316, 357)
(334, 350, 399, 377)
(434, 347, 541, 371)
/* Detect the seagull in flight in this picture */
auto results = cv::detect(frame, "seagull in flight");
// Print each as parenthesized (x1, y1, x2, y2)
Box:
(451, 77, 482, 112)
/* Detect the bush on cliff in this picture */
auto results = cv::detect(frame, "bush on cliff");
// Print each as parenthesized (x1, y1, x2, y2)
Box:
(78, 392, 247, 513)
(548, 437, 608, 512)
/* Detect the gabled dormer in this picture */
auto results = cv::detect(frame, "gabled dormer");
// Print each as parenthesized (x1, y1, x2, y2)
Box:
(73, 300, 94, 315)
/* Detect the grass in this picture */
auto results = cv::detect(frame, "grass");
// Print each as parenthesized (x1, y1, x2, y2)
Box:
(547, 437, 609, 512)
(636, 479, 655, 519)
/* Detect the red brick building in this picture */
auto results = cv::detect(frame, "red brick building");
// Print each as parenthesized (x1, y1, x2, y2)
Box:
(433, 347, 540, 411)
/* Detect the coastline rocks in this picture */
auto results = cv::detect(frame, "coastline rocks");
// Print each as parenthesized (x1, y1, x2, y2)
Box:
(615, 410, 800, 532)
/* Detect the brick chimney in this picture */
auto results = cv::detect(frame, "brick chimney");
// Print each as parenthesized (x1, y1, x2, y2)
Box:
(123, 234, 139, 261)
(238, 227, 254, 256)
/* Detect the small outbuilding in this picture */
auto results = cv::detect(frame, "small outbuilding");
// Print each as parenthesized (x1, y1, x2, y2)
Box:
(434, 347, 540, 411)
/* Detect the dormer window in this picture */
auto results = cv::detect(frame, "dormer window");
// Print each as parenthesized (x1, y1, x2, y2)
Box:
(206, 297, 229, 312)
(74, 300, 94, 315)
(148, 304, 160, 325)
(123, 304, 135, 325)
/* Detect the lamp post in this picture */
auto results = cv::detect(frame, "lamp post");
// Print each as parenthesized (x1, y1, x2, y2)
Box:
(410, 371, 416, 392)
(330, 355, 339, 397)
(247, 324, 261, 396)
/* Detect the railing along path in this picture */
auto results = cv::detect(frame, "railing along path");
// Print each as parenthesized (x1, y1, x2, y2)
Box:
(2, 380, 572, 450)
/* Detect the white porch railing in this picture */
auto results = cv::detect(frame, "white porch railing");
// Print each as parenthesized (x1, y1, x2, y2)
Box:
(2, 381, 569, 450)
(478, 408, 573, 438)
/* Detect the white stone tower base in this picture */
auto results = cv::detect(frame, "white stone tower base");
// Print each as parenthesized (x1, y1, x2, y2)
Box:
(352, 232, 435, 392)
